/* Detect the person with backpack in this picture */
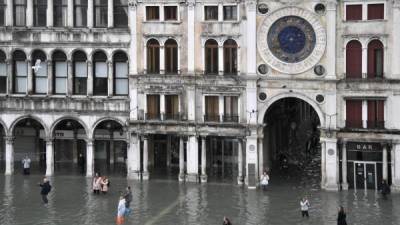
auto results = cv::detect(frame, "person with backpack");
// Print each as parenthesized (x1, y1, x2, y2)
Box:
(39, 177, 51, 205)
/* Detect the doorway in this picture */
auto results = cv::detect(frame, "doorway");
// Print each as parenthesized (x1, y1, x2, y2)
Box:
(353, 162, 377, 190)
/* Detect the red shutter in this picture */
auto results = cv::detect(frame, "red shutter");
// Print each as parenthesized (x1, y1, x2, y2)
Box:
(367, 100, 376, 128)
(368, 4, 384, 20)
(346, 100, 362, 128)
(377, 100, 384, 122)
(367, 40, 384, 78)
(346, 41, 362, 78)
(346, 5, 363, 21)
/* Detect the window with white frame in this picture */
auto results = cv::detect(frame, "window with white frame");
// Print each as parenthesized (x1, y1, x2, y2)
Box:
(74, 0, 88, 27)
(33, 0, 47, 27)
(0, 50, 6, 93)
(53, 51, 68, 94)
(204, 6, 218, 21)
(164, 6, 177, 21)
(93, 51, 108, 96)
(32, 50, 47, 94)
(146, 6, 159, 21)
(223, 5, 237, 21)
(113, 51, 128, 95)
(0, 0, 6, 26)
(73, 51, 87, 95)
(114, 0, 128, 27)
(54, 0, 68, 27)
(13, 50, 27, 93)
(94, 0, 108, 27)
(345, 2, 385, 21)
(14, 0, 27, 27)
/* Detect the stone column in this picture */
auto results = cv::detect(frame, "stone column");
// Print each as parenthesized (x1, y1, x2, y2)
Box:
(179, 136, 185, 181)
(201, 137, 207, 182)
(142, 136, 149, 180)
(362, 100, 367, 128)
(218, 95, 224, 122)
(87, 61, 93, 96)
(67, 60, 73, 95)
(186, 136, 199, 182)
(27, 60, 33, 94)
(393, 143, 400, 192)
(392, 1, 400, 78)
(68, 0, 74, 27)
(245, 0, 257, 75)
(341, 141, 348, 190)
(383, 144, 388, 181)
(237, 139, 244, 184)
(324, 138, 339, 191)
(6, 0, 13, 26)
(160, 94, 165, 120)
(320, 140, 326, 188)
(218, 46, 224, 75)
(258, 137, 264, 177)
(27, 0, 33, 27)
(127, 133, 141, 180)
(166, 136, 171, 167)
(326, 1, 337, 79)
(128, 1, 138, 75)
(108, 0, 113, 28)
(362, 47, 368, 78)
(72, 131, 78, 163)
(187, 1, 195, 74)
(4, 136, 14, 175)
(47, 0, 54, 27)
(109, 133, 115, 166)
(87, 0, 94, 28)
(160, 46, 165, 74)
(86, 139, 94, 177)
(45, 138, 54, 176)
(187, 87, 196, 121)
(47, 60, 53, 95)
(6, 60, 12, 94)
(107, 61, 113, 97)
(245, 135, 258, 189)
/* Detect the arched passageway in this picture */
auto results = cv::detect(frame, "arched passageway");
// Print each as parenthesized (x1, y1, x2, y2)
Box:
(53, 119, 87, 175)
(93, 120, 127, 176)
(263, 97, 321, 186)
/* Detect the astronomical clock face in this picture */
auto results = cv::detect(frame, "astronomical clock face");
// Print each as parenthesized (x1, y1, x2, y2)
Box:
(258, 7, 326, 74)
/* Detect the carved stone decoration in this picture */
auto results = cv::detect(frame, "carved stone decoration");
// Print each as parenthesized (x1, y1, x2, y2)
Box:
(128, 0, 137, 9)
(257, 7, 326, 74)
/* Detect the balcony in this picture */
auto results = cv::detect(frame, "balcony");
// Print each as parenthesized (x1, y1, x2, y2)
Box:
(367, 120, 385, 129)
(145, 113, 161, 120)
(223, 114, 239, 123)
(164, 113, 180, 121)
(345, 120, 363, 129)
(204, 114, 220, 122)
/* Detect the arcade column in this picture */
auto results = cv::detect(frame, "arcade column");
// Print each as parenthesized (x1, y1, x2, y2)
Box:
(245, 134, 258, 189)
(127, 133, 141, 180)
(321, 137, 339, 191)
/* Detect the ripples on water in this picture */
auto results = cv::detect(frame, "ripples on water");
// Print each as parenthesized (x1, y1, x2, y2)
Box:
(0, 175, 399, 225)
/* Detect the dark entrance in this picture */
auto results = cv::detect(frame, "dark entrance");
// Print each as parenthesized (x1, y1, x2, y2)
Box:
(206, 137, 238, 182)
(150, 134, 180, 179)
(263, 98, 321, 186)
(0, 123, 5, 173)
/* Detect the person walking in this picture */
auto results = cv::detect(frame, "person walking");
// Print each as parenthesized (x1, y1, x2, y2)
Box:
(337, 206, 347, 225)
(116, 195, 126, 225)
(381, 180, 390, 200)
(101, 176, 109, 194)
(22, 155, 31, 175)
(260, 171, 270, 190)
(38, 177, 51, 205)
(300, 197, 310, 218)
(93, 173, 102, 194)
(124, 186, 133, 216)
(222, 216, 232, 225)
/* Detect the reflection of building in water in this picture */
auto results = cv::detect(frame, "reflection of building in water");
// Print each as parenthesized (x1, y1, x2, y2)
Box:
(0, 0, 400, 191)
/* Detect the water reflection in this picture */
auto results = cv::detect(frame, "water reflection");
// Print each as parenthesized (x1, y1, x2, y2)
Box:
(1, 176, 14, 225)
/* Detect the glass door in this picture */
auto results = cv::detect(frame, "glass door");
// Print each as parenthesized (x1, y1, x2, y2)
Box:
(365, 163, 377, 189)
(354, 162, 365, 189)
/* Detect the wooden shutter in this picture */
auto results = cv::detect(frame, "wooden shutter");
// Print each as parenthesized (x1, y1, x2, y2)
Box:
(346, 5, 362, 21)
(346, 100, 362, 128)
(346, 41, 362, 78)
(367, 4, 384, 20)
(367, 40, 384, 78)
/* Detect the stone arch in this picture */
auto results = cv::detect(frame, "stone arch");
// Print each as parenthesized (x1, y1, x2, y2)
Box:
(89, 49, 110, 62)
(0, 118, 9, 136)
(69, 48, 89, 60)
(111, 49, 129, 60)
(258, 92, 325, 127)
(49, 116, 90, 138)
(9, 115, 49, 137)
(91, 117, 127, 139)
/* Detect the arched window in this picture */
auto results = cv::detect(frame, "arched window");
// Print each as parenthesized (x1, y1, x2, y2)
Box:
(13, 50, 27, 93)
(32, 50, 47, 94)
(147, 39, 160, 74)
(367, 40, 384, 78)
(205, 39, 218, 75)
(0, 50, 7, 93)
(223, 39, 238, 75)
(93, 51, 108, 95)
(346, 40, 362, 79)
(113, 51, 128, 95)
(165, 39, 178, 74)
(72, 51, 87, 95)
(53, 50, 67, 94)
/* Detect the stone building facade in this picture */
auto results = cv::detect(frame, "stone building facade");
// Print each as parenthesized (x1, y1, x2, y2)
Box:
(0, 0, 399, 191)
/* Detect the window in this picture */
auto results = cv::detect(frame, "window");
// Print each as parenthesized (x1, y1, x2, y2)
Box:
(367, 40, 384, 78)
(32, 50, 47, 94)
(147, 39, 160, 74)
(74, 0, 87, 27)
(367, 100, 384, 129)
(54, 0, 68, 27)
(205, 39, 218, 74)
(13, 50, 27, 94)
(223, 6, 237, 21)
(113, 51, 128, 95)
(114, 0, 128, 27)
(164, 6, 177, 21)
(368, 4, 384, 20)
(165, 39, 178, 74)
(165, 95, 179, 120)
(205, 96, 219, 122)
(346, 100, 362, 128)
(205, 6, 218, 21)
(14, 0, 27, 26)
(93, 51, 108, 95)
(346, 40, 362, 79)
(0, 51, 6, 93)
(346, 4, 362, 21)
(0, 0, 6, 26)
(223, 39, 238, 75)
(53, 51, 67, 94)
(94, 0, 108, 27)
(72, 51, 87, 95)
(33, 0, 47, 27)
(224, 96, 238, 122)
(146, 6, 159, 21)
(146, 95, 160, 120)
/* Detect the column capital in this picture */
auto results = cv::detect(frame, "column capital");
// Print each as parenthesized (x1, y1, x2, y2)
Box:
(245, 0, 257, 12)
(187, 0, 196, 9)
(394, 0, 400, 9)
(128, 0, 137, 9)
(86, 138, 94, 145)
(86, 60, 92, 66)
(326, 1, 337, 10)
(4, 136, 15, 144)
(45, 137, 54, 144)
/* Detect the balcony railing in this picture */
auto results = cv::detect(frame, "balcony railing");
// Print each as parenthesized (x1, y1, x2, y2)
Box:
(367, 120, 385, 129)
(165, 113, 180, 121)
(345, 120, 363, 129)
(145, 113, 161, 120)
(223, 115, 239, 123)
(204, 114, 220, 122)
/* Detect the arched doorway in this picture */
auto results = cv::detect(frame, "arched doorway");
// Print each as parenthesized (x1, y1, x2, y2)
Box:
(93, 120, 127, 176)
(263, 97, 321, 186)
(52, 119, 87, 175)
(13, 118, 46, 174)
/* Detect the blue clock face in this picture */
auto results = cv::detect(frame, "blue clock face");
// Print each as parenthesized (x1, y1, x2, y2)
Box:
(267, 16, 316, 63)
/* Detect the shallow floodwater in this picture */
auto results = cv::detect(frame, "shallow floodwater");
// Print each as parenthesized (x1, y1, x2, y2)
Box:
(0, 175, 399, 225)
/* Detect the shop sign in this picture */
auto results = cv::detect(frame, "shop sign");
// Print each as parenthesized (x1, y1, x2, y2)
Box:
(347, 142, 381, 151)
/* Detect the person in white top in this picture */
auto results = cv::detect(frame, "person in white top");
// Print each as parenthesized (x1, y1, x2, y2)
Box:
(300, 197, 310, 218)
(22, 155, 31, 175)
(260, 171, 270, 190)
(116, 195, 126, 225)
